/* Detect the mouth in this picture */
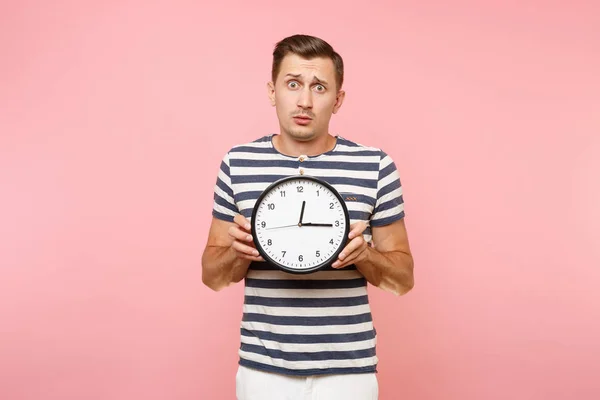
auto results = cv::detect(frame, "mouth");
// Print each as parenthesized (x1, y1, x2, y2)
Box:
(293, 116, 312, 125)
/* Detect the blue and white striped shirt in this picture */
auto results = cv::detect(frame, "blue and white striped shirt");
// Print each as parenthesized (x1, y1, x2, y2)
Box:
(211, 134, 405, 376)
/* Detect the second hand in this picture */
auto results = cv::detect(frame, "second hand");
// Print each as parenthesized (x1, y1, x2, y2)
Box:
(265, 224, 298, 230)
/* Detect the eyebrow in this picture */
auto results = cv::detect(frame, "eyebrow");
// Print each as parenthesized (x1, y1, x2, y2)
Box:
(284, 73, 328, 86)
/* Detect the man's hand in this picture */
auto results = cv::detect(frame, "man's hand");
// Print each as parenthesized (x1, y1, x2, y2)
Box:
(332, 221, 369, 269)
(229, 214, 264, 262)
(331, 218, 414, 296)
(202, 214, 265, 291)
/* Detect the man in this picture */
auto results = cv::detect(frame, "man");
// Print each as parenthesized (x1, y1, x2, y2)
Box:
(202, 34, 414, 399)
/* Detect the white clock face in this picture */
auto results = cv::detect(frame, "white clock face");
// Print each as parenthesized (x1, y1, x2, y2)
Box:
(251, 176, 349, 273)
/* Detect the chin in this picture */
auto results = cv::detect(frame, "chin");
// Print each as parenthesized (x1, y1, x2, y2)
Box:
(287, 128, 317, 141)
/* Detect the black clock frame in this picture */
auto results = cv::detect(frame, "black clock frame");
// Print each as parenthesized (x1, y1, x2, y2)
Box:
(250, 175, 351, 274)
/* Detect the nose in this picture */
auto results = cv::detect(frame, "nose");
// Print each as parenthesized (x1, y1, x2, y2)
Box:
(297, 87, 313, 109)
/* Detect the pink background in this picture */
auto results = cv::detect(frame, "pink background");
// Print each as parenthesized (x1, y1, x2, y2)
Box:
(1, 1, 599, 399)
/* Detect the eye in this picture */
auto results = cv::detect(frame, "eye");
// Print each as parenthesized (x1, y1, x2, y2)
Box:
(314, 84, 325, 92)
(287, 81, 299, 89)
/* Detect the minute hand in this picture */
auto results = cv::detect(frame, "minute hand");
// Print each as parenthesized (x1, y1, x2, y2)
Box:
(302, 223, 333, 227)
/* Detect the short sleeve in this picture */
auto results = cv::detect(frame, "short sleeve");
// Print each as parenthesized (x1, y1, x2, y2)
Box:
(212, 152, 238, 222)
(370, 151, 405, 227)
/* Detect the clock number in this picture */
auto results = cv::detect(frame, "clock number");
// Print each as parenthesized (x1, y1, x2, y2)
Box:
(298, 255, 303, 262)
(261, 221, 266, 228)
(329, 202, 334, 209)
(335, 221, 340, 227)
(297, 186, 304, 193)
(281, 251, 286, 257)
(316, 190, 319, 197)
(268, 203, 275, 210)
(316, 250, 321, 258)
(329, 239, 334, 245)
(281, 191, 286, 197)
(267, 239, 272, 246)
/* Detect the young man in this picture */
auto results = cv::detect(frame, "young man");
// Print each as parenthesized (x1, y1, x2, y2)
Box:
(202, 34, 414, 400)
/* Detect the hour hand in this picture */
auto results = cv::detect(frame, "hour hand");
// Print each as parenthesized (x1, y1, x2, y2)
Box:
(298, 200, 306, 225)
(302, 222, 333, 227)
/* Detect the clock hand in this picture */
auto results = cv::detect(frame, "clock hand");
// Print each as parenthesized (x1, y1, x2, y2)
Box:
(298, 200, 306, 225)
(265, 224, 298, 230)
(302, 223, 333, 227)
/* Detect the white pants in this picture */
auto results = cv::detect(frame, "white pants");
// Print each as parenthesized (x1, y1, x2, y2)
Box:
(235, 364, 379, 400)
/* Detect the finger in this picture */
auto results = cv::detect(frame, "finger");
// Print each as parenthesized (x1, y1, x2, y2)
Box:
(332, 250, 362, 269)
(348, 221, 367, 240)
(339, 243, 366, 266)
(238, 253, 265, 262)
(236, 250, 264, 262)
(338, 237, 365, 261)
(332, 258, 351, 269)
(228, 226, 254, 243)
(233, 214, 251, 231)
(332, 239, 366, 268)
(331, 250, 354, 268)
(332, 260, 350, 269)
(232, 240, 260, 257)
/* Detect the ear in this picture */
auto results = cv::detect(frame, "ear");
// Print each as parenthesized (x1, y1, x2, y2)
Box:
(332, 90, 346, 114)
(267, 81, 276, 106)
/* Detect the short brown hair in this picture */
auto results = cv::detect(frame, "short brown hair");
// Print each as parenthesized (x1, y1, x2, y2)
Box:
(271, 34, 344, 90)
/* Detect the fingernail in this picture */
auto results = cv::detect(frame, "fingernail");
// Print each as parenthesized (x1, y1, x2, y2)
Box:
(245, 224, 251, 230)
(339, 253, 345, 259)
(246, 235, 252, 241)
(254, 250, 259, 256)
(349, 233, 354, 239)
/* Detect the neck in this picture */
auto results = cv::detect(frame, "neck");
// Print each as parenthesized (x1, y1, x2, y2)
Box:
(273, 133, 336, 157)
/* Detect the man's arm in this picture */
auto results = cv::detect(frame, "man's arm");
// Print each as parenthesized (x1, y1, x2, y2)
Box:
(358, 218, 414, 295)
(201, 214, 263, 292)
(332, 218, 414, 296)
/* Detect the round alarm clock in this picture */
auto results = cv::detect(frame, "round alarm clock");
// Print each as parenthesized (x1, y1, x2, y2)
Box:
(251, 175, 350, 274)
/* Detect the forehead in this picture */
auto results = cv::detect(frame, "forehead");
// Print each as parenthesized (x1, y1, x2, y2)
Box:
(278, 53, 336, 81)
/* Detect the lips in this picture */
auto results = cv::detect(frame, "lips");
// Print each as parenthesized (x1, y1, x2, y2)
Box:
(293, 116, 312, 125)
(293, 115, 312, 125)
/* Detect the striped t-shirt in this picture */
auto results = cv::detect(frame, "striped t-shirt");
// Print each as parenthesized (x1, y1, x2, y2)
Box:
(211, 134, 405, 376)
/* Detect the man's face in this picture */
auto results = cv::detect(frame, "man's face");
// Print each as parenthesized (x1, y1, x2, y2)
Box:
(268, 53, 345, 141)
